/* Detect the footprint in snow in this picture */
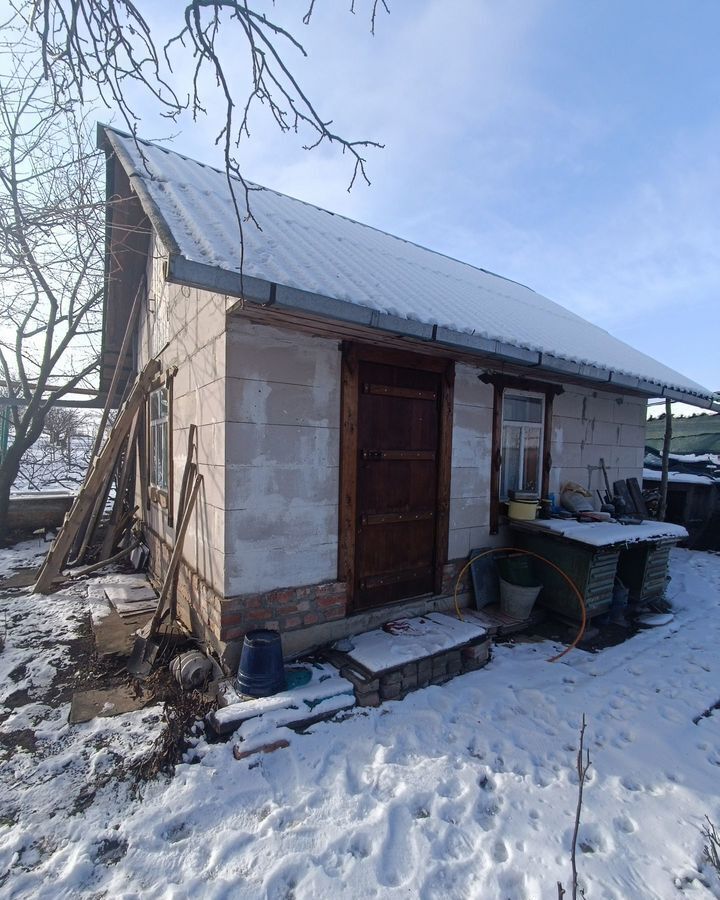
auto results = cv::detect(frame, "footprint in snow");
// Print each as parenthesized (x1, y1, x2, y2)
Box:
(492, 838, 509, 863)
(612, 729, 635, 747)
(263, 863, 303, 900)
(533, 767, 555, 788)
(444, 826, 475, 860)
(613, 814, 637, 834)
(477, 771, 496, 791)
(437, 775, 463, 799)
(475, 799, 503, 832)
(376, 803, 416, 887)
(576, 822, 612, 854)
(348, 832, 372, 860)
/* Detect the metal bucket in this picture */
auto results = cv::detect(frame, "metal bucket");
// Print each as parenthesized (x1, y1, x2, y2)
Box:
(236, 629, 286, 697)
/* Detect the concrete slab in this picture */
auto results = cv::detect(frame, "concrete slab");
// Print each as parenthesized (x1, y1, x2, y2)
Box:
(343, 612, 488, 676)
(210, 664, 354, 736)
(69, 684, 156, 723)
(105, 584, 157, 604)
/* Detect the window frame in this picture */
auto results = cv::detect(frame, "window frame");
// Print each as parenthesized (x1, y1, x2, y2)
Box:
(500, 389, 545, 499)
(149, 385, 169, 493)
(147, 369, 175, 523)
(480, 373, 563, 534)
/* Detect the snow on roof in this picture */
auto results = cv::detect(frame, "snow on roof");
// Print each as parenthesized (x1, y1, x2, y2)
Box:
(642, 468, 718, 486)
(103, 127, 713, 401)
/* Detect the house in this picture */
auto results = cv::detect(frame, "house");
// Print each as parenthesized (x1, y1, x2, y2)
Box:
(98, 125, 719, 671)
(643, 447, 720, 549)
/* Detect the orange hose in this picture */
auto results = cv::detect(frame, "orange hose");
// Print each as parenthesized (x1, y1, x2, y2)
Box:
(453, 547, 587, 663)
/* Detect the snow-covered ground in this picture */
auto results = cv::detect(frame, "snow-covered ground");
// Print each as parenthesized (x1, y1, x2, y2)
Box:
(11, 435, 93, 494)
(1, 542, 720, 898)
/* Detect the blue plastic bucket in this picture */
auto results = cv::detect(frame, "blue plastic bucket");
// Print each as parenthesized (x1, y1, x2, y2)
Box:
(235, 629, 286, 697)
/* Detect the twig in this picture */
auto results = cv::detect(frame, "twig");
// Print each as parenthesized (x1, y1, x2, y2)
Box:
(703, 816, 720, 874)
(570, 714, 591, 900)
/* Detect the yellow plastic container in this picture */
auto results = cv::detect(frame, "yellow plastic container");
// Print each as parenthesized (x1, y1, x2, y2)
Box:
(507, 499, 539, 521)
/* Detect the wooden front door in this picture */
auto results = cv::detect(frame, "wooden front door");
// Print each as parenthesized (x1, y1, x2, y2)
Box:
(351, 355, 448, 610)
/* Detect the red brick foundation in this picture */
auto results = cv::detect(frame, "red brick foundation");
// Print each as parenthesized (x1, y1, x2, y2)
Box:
(145, 524, 467, 671)
(144, 524, 347, 670)
(219, 581, 347, 642)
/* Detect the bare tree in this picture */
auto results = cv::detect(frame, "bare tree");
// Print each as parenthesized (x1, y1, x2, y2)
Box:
(13, 0, 388, 254)
(0, 49, 104, 540)
(0, 2, 387, 541)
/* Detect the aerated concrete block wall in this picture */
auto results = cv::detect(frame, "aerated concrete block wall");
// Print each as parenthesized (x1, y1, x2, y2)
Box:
(448, 365, 494, 560)
(446, 366, 647, 564)
(138, 237, 228, 624)
(550, 388, 647, 500)
(223, 319, 342, 599)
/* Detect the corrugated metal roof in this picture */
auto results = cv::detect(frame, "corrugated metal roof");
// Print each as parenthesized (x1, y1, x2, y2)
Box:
(102, 126, 715, 404)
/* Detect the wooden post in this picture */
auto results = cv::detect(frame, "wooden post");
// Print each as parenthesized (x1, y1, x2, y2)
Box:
(142, 470, 203, 638)
(90, 278, 145, 461)
(71, 278, 145, 564)
(99, 408, 141, 560)
(34, 358, 161, 593)
(658, 399, 672, 521)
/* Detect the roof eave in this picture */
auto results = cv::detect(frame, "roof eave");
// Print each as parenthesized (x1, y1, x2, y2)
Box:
(163, 254, 720, 412)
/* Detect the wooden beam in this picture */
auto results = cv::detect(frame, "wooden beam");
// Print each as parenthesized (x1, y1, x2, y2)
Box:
(170, 424, 197, 621)
(434, 360, 455, 593)
(659, 398, 672, 521)
(338, 345, 359, 607)
(142, 469, 203, 638)
(489, 382, 503, 535)
(99, 407, 141, 559)
(542, 390, 555, 501)
(91, 277, 145, 461)
(34, 358, 161, 593)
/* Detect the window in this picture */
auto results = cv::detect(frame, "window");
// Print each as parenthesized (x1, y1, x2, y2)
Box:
(500, 391, 544, 498)
(149, 386, 169, 491)
(481, 372, 562, 533)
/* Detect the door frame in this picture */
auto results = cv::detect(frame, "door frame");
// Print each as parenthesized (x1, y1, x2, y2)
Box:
(338, 341, 455, 613)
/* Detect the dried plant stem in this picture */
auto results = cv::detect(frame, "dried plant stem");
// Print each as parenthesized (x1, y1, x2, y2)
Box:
(570, 714, 591, 900)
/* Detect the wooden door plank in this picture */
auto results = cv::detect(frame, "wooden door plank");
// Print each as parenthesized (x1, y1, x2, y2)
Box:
(363, 383, 437, 401)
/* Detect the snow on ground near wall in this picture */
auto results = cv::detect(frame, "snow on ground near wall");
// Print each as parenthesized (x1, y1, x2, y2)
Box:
(1, 547, 720, 898)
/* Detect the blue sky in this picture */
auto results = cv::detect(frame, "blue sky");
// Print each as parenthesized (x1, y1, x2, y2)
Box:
(125, 1, 720, 394)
